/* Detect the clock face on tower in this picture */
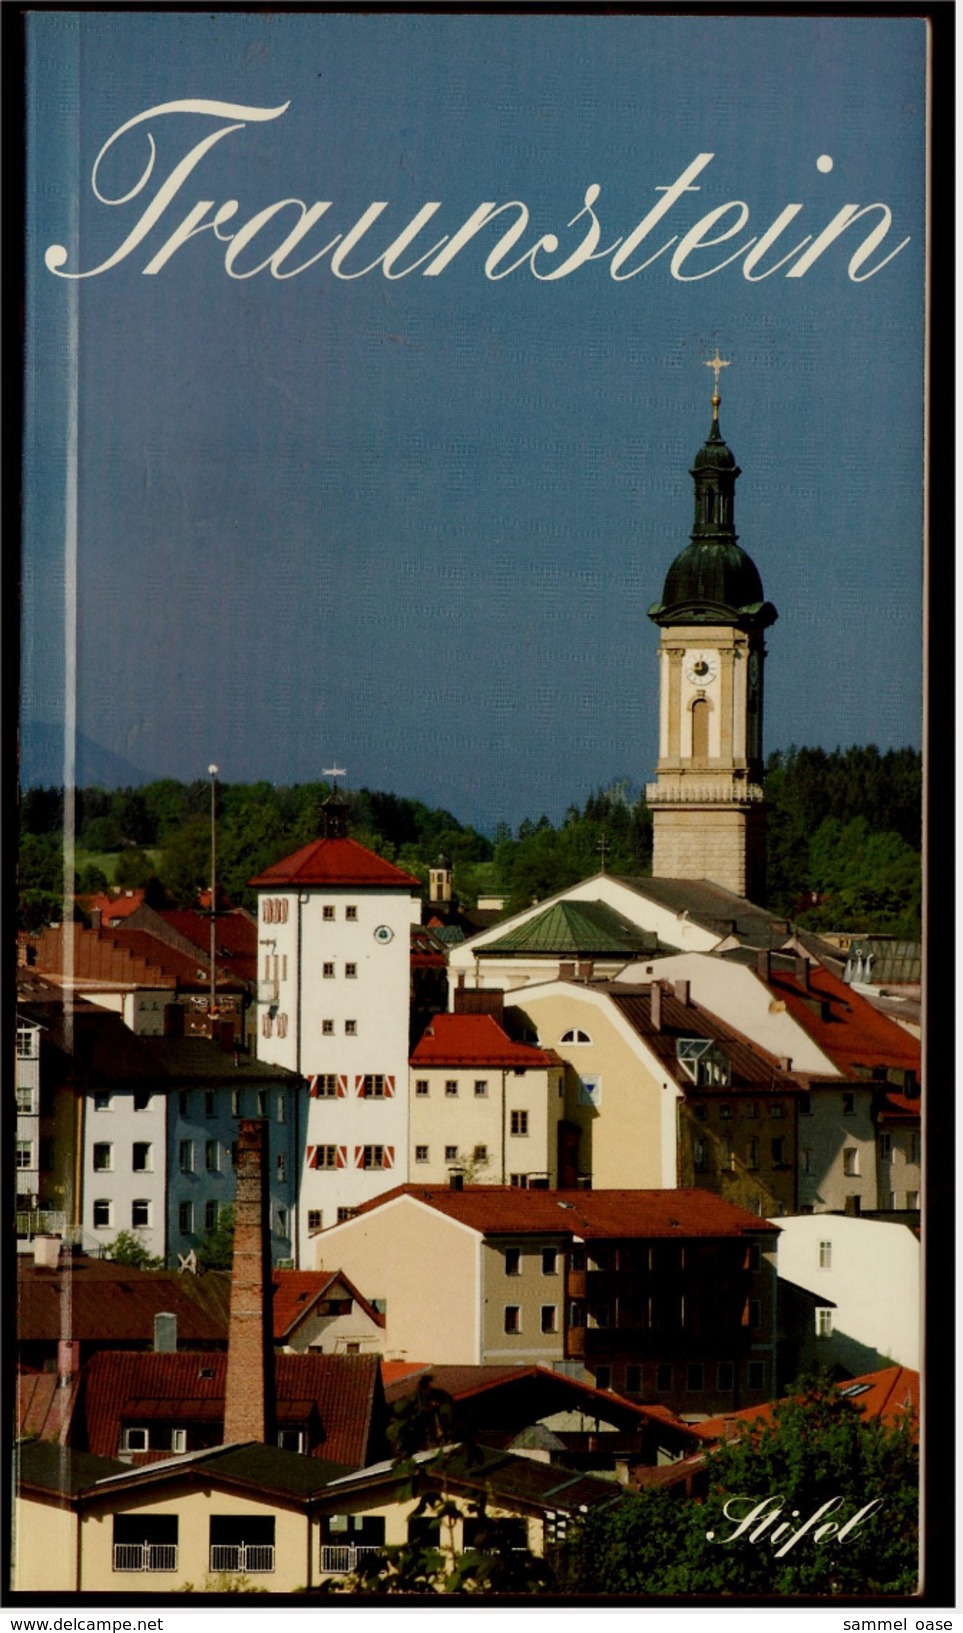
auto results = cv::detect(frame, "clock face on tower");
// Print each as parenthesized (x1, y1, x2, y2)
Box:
(684, 652, 718, 686)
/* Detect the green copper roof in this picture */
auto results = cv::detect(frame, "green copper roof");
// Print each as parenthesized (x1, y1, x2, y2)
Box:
(481, 899, 658, 958)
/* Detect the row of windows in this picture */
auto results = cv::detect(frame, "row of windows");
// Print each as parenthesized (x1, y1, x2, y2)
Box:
(505, 1248, 558, 1276)
(94, 1198, 153, 1229)
(309, 1145, 395, 1170)
(310, 1075, 397, 1098)
(568, 1298, 762, 1330)
(93, 1089, 287, 1120)
(595, 1359, 766, 1394)
(175, 1199, 289, 1237)
(321, 1019, 357, 1036)
(693, 1102, 786, 1121)
(415, 1144, 488, 1164)
(94, 1142, 154, 1173)
(322, 961, 357, 978)
(415, 1078, 490, 1098)
(178, 1141, 287, 1181)
(504, 1304, 558, 1334)
(693, 1136, 788, 1171)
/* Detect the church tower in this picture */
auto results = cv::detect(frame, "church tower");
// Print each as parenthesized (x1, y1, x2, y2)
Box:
(646, 356, 777, 901)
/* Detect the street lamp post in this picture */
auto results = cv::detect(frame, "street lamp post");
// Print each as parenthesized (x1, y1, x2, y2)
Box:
(208, 764, 218, 1025)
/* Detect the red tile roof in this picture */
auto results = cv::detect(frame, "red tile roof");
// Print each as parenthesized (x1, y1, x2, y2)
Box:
(345, 1185, 776, 1240)
(153, 908, 258, 985)
(608, 985, 799, 1092)
(381, 1363, 701, 1442)
(271, 1269, 384, 1340)
(28, 924, 228, 990)
(80, 1350, 381, 1467)
(249, 836, 421, 890)
(17, 1260, 229, 1347)
(17, 1371, 79, 1444)
(411, 1012, 556, 1069)
(765, 964, 920, 1079)
(77, 890, 146, 924)
(697, 1365, 919, 1443)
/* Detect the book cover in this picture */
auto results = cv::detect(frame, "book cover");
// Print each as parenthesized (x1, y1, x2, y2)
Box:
(14, 7, 940, 1615)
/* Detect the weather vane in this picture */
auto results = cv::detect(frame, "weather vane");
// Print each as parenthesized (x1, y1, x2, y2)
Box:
(704, 348, 731, 422)
(322, 766, 347, 784)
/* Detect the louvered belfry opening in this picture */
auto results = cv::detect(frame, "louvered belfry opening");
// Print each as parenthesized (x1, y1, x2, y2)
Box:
(223, 1118, 276, 1445)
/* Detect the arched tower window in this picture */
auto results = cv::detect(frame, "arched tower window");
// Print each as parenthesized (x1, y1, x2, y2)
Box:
(705, 487, 715, 523)
(691, 698, 710, 760)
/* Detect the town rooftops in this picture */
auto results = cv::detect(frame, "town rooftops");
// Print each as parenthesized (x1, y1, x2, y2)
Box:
(608, 874, 797, 948)
(762, 959, 920, 1079)
(340, 1185, 776, 1240)
(604, 983, 802, 1093)
(696, 1365, 919, 1443)
(17, 1256, 230, 1348)
(27, 923, 229, 992)
(27, 1004, 299, 1086)
(411, 1012, 557, 1070)
(272, 1269, 384, 1342)
(249, 835, 420, 891)
(80, 1350, 382, 1468)
(323, 1442, 625, 1519)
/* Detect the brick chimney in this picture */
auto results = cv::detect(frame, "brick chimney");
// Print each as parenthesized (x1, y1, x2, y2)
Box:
(673, 979, 691, 1006)
(453, 987, 505, 1022)
(223, 1119, 275, 1446)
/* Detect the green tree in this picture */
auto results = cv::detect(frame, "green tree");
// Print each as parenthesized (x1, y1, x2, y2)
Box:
(196, 1204, 235, 1271)
(107, 1230, 164, 1271)
(563, 1377, 918, 1598)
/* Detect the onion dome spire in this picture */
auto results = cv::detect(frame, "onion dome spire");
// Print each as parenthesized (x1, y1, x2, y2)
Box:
(648, 354, 777, 631)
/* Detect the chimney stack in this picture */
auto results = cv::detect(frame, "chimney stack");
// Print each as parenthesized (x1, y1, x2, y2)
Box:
(558, 960, 576, 981)
(154, 1312, 177, 1353)
(577, 960, 594, 982)
(164, 1003, 185, 1037)
(673, 979, 691, 1006)
(757, 949, 772, 982)
(650, 983, 662, 1032)
(223, 1119, 276, 1446)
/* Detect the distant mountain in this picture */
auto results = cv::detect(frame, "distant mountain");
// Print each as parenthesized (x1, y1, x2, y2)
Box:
(19, 722, 149, 790)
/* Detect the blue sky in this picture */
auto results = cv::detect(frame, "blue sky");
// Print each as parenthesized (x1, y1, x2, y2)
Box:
(23, 13, 926, 832)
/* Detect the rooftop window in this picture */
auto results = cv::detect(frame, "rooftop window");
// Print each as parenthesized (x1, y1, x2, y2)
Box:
(677, 1037, 731, 1088)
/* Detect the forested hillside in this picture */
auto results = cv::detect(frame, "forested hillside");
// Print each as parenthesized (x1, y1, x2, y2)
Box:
(18, 746, 921, 936)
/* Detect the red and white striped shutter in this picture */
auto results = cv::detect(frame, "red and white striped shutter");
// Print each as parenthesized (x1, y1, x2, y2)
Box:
(355, 1075, 366, 1097)
(306, 1146, 317, 1169)
(385, 1076, 395, 1098)
(337, 1075, 348, 1098)
(336, 1146, 347, 1169)
(384, 1146, 395, 1168)
(308, 1075, 318, 1098)
(354, 1146, 364, 1168)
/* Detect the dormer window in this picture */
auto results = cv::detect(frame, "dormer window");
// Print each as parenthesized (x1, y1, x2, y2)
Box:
(560, 1028, 592, 1045)
(677, 1037, 731, 1088)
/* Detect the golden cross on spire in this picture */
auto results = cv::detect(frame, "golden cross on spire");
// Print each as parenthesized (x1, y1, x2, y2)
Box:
(704, 349, 731, 422)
